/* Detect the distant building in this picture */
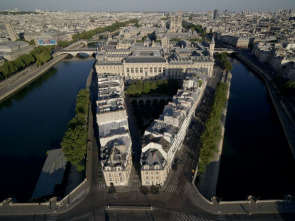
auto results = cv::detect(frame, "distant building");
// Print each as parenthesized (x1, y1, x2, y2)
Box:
(213, 10, 219, 20)
(170, 12, 183, 33)
(4, 23, 18, 42)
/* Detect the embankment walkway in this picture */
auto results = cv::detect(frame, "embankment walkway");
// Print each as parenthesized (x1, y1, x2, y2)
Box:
(197, 70, 232, 199)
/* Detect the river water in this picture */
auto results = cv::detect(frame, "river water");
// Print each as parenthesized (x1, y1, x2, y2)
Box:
(217, 57, 295, 200)
(0, 56, 94, 202)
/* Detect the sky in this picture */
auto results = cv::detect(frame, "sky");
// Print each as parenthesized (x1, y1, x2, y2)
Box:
(1, 0, 294, 12)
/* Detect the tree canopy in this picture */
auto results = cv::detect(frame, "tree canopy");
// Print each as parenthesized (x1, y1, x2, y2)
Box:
(198, 82, 228, 173)
(126, 79, 179, 96)
(182, 22, 206, 37)
(0, 45, 54, 81)
(216, 52, 233, 72)
(61, 89, 90, 171)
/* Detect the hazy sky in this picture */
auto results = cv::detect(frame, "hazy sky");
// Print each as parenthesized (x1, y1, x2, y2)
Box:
(1, 0, 294, 12)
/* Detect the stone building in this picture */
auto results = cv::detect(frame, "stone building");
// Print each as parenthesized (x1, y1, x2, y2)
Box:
(140, 70, 208, 186)
(96, 74, 132, 186)
(169, 12, 183, 33)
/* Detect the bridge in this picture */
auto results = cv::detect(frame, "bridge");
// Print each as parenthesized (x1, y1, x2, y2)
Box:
(54, 48, 99, 57)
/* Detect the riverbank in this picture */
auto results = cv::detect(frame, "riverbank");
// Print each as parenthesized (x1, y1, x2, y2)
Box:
(0, 43, 84, 104)
(235, 52, 295, 160)
(197, 70, 232, 199)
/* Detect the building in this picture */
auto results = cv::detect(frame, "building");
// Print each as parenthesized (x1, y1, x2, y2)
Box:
(140, 69, 208, 186)
(0, 41, 34, 61)
(170, 12, 183, 33)
(4, 23, 18, 42)
(95, 41, 214, 80)
(213, 10, 219, 20)
(96, 74, 132, 187)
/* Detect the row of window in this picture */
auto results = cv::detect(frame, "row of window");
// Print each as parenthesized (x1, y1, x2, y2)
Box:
(126, 67, 165, 74)
(145, 176, 160, 180)
(145, 171, 159, 175)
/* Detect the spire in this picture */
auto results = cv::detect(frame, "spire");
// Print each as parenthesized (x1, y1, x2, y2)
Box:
(211, 36, 215, 44)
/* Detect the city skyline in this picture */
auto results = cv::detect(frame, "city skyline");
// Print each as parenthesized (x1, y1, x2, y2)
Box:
(1, 0, 295, 12)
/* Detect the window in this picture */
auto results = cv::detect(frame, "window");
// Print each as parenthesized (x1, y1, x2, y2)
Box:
(156, 171, 159, 174)
(109, 178, 112, 181)
(145, 171, 148, 174)
(146, 176, 149, 180)
(131, 68, 134, 73)
(140, 68, 143, 73)
(149, 68, 153, 73)
(154, 67, 157, 73)
(158, 67, 161, 72)
(156, 176, 159, 180)
(126, 68, 130, 73)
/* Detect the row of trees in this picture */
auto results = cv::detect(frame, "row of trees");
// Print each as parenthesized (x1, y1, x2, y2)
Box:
(56, 19, 139, 48)
(0, 46, 54, 81)
(61, 89, 90, 171)
(126, 79, 179, 96)
(216, 52, 233, 71)
(198, 82, 228, 173)
(72, 19, 139, 41)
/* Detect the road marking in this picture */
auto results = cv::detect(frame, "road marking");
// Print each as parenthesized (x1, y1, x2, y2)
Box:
(46, 214, 58, 221)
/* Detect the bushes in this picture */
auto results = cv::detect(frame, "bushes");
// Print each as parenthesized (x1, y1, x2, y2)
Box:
(198, 82, 228, 173)
(216, 52, 233, 72)
(61, 89, 90, 171)
(126, 79, 179, 96)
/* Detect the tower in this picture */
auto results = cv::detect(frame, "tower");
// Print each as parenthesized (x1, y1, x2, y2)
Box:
(4, 23, 18, 42)
(213, 10, 219, 20)
(210, 36, 215, 58)
(169, 11, 182, 33)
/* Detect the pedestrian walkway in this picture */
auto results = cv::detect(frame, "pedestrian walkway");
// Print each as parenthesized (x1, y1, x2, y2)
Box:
(166, 185, 186, 193)
(91, 183, 105, 192)
(176, 213, 212, 221)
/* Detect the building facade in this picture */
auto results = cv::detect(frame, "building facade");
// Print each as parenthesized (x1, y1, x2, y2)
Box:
(140, 69, 208, 186)
(96, 74, 133, 186)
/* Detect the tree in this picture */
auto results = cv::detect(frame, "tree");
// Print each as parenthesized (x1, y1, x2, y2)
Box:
(61, 89, 89, 171)
(150, 185, 159, 194)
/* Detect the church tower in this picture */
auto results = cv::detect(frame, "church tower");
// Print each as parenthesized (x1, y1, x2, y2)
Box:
(210, 36, 215, 58)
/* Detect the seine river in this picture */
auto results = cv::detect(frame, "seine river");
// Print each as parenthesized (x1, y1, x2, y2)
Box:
(0, 56, 94, 202)
(217, 57, 295, 200)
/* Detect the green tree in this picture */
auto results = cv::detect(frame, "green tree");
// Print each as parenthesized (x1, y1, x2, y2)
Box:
(61, 89, 89, 171)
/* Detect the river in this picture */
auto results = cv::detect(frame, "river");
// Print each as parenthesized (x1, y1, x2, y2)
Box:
(217, 57, 295, 200)
(0, 56, 94, 202)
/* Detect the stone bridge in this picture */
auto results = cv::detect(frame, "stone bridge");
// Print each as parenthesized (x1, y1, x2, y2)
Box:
(129, 96, 172, 105)
(55, 48, 99, 57)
